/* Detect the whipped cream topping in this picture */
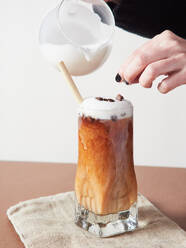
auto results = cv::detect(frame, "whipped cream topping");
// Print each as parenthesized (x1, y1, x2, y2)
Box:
(78, 97, 133, 120)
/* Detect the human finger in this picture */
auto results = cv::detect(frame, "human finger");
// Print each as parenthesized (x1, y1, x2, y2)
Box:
(118, 30, 182, 84)
(158, 69, 186, 94)
(139, 55, 184, 88)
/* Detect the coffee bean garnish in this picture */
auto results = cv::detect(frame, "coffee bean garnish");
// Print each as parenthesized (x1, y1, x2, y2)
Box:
(96, 97, 103, 101)
(96, 95, 125, 101)
(87, 116, 95, 122)
(96, 97, 115, 102)
(111, 115, 117, 122)
(116, 94, 124, 101)
(115, 73, 122, 82)
(103, 98, 109, 101)
(121, 112, 126, 117)
(108, 98, 115, 102)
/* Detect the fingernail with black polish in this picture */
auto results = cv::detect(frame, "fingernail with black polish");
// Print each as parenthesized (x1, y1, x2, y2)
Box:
(115, 73, 122, 82)
(124, 80, 129, 85)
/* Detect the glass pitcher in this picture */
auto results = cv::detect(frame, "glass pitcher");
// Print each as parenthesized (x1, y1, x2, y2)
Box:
(39, 0, 115, 76)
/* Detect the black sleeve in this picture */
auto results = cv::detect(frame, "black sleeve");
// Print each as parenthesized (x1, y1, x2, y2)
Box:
(108, 0, 186, 39)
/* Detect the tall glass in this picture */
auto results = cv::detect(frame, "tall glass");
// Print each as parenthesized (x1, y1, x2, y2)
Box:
(75, 97, 138, 237)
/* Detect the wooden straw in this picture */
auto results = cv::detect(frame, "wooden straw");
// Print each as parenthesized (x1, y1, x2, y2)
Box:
(58, 61, 83, 104)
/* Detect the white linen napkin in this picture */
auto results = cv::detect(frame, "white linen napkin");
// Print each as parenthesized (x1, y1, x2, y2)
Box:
(7, 191, 186, 248)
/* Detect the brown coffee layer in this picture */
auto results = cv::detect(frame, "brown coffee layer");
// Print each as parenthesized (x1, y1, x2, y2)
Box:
(75, 117, 137, 215)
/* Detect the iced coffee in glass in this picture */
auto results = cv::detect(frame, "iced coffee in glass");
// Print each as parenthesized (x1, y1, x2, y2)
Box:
(75, 95, 138, 237)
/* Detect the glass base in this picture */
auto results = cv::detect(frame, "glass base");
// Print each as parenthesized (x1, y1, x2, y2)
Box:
(75, 201, 138, 238)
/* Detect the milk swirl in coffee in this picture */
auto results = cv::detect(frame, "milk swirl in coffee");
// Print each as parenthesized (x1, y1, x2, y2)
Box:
(75, 95, 137, 222)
